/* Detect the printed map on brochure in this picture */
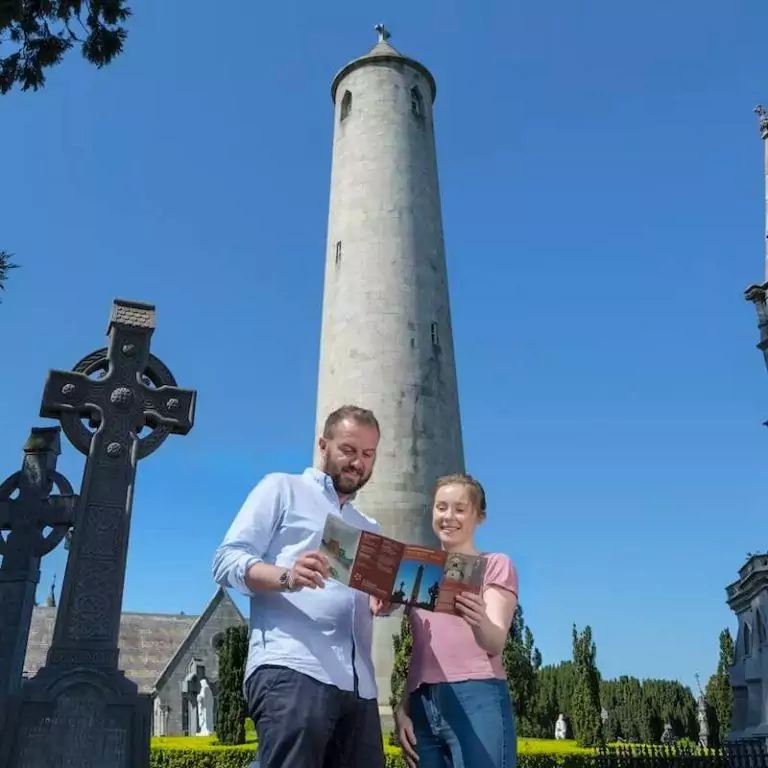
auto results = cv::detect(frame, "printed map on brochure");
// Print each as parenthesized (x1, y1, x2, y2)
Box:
(319, 514, 486, 614)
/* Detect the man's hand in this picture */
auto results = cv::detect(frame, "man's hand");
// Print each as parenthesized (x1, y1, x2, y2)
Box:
(289, 551, 331, 590)
(370, 595, 394, 616)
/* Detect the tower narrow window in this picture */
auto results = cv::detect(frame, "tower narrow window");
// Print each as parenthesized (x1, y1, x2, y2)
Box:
(341, 91, 352, 122)
(411, 87, 423, 118)
(430, 322, 439, 346)
(335, 241, 342, 267)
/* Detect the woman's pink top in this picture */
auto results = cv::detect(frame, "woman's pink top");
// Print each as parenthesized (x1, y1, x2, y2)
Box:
(406, 552, 519, 693)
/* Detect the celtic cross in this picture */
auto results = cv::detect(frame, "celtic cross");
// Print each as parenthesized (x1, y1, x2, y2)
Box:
(0, 427, 77, 714)
(38, 298, 196, 669)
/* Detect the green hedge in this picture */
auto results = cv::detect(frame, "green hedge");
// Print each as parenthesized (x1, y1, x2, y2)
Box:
(149, 746, 598, 768)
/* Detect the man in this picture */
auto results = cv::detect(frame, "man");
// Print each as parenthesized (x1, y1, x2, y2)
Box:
(212, 405, 387, 768)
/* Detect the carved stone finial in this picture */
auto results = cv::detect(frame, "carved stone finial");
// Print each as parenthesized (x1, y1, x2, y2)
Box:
(755, 104, 768, 139)
(374, 24, 390, 44)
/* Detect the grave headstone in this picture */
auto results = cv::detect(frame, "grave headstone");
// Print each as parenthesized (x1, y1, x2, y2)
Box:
(0, 427, 78, 728)
(0, 299, 197, 768)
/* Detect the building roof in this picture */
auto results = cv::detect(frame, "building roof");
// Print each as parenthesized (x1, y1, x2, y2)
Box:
(726, 553, 768, 614)
(331, 25, 437, 105)
(23, 588, 243, 694)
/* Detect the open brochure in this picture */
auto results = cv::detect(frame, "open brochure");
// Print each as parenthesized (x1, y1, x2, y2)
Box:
(319, 514, 486, 614)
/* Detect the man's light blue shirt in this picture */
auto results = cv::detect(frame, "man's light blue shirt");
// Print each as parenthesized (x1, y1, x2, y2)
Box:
(212, 467, 381, 700)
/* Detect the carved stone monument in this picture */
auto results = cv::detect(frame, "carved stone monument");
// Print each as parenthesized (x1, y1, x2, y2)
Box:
(0, 299, 197, 768)
(182, 659, 206, 736)
(555, 713, 567, 740)
(661, 721, 676, 745)
(0, 428, 78, 729)
(196, 678, 214, 737)
(695, 674, 710, 748)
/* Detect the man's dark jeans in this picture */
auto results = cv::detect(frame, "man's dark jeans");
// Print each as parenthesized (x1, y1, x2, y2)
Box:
(245, 664, 386, 768)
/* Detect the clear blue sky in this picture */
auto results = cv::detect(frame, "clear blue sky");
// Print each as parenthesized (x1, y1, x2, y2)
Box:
(2, 0, 768, 694)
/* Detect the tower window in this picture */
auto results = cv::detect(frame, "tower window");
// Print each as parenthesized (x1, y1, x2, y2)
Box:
(335, 241, 342, 267)
(430, 322, 439, 346)
(411, 87, 423, 119)
(341, 91, 352, 122)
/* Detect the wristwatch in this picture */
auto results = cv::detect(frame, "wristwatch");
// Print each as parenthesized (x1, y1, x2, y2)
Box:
(278, 568, 293, 592)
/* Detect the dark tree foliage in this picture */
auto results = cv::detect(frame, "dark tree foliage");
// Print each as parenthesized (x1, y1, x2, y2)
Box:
(388, 614, 413, 747)
(502, 604, 542, 736)
(215, 625, 249, 745)
(530, 661, 577, 738)
(571, 624, 603, 747)
(705, 628, 735, 747)
(0, 251, 18, 301)
(601, 677, 696, 743)
(0, 0, 131, 94)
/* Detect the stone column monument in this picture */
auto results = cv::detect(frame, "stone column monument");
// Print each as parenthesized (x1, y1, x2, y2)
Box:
(313, 24, 466, 711)
(0, 427, 78, 728)
(0, 299, 197, 768)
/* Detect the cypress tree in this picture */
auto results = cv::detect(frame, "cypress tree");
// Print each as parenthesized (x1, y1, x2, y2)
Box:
(388, 614, 413, 746)
(571, 624, 603, 747)
(215, 625, 249, 745)
(706, 628, 735, 746)
(502, 604, 542, 736)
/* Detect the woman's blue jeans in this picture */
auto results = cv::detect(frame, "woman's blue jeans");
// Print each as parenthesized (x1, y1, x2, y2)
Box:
(409, 678, 517, 768)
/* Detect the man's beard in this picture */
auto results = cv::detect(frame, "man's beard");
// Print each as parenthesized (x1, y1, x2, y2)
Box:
(322, 455, 371, 495)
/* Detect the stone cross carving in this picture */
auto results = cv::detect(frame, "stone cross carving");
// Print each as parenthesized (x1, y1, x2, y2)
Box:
(374, 23, 391, 43)
(0, 428, 77, 724)
(0, 299, 197, 768)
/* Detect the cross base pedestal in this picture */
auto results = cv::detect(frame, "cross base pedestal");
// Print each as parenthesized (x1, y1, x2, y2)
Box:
(0, 665, 151, 768)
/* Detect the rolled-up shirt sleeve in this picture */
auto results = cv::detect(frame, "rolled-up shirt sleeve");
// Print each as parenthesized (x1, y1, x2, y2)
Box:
(212, 474, 284, 597)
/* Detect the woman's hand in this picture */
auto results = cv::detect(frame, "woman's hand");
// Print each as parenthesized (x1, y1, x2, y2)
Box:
(454, 591, 489, 629)
(395, 707, 419, 767)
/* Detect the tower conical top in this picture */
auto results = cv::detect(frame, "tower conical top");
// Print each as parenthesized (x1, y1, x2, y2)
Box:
(330, 25, 436, 104)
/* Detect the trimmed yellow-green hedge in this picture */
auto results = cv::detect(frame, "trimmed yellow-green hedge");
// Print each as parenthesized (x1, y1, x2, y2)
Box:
(149, 737, 597, 768)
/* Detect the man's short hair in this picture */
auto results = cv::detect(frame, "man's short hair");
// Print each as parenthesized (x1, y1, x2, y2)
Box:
(322, 405, 381, 439)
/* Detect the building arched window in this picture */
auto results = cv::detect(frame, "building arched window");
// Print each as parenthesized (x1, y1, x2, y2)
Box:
(744, 622, 753, 655)
(758, 610, 767, 644)
(341, 91, 352, 122)
(410, 86, 423, 118)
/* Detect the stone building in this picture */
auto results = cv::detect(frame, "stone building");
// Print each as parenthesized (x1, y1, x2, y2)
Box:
(23, 585, 246, 737)
(726, 554, 768, 740)
(313, 24, 466, 710)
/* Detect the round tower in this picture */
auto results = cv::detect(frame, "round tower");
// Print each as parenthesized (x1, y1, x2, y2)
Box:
(314, 25, 465, 709)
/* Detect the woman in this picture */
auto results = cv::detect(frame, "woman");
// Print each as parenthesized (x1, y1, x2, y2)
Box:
(395, 473, 519, 768)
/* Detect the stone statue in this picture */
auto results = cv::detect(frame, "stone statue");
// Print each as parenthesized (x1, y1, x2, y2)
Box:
(697, 693, 709, 747)
(661, 721, 675, 745)
(555, 714, 566, 740)
(196, 679, 214, 737)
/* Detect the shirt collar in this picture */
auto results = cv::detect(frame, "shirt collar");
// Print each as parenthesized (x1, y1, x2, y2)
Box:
(303, 467, 357, 504)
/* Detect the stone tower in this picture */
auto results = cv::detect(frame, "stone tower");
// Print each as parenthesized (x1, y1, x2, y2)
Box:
(313, 26, 465, 709)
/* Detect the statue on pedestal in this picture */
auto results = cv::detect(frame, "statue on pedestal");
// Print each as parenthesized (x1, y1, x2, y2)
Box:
(695, 673, 709, 748)
(196, 678, 214, 737)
